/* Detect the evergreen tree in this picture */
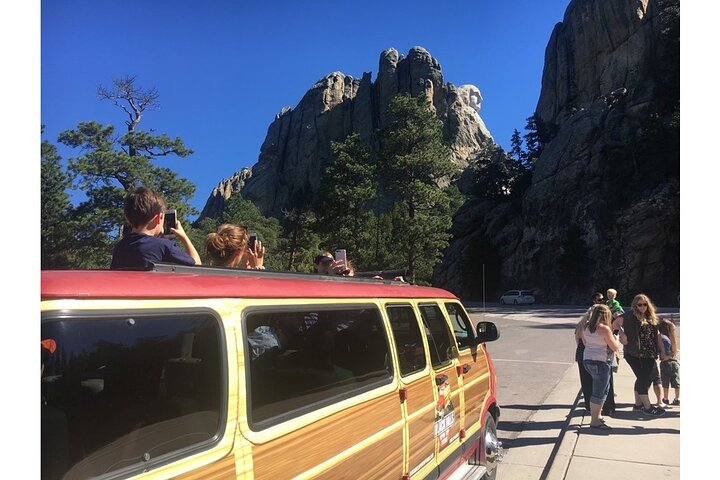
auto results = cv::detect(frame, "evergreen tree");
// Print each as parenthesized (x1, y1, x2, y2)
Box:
(280, 207, 322, 273)
(57, 76, 196, 267)
(379, 94, 459, 283)
(523, 114, 543, 166)
(473, 143, 512, 198)
(510, 128, 526, 165)
(472, 141, 531, 199)
(276, 184, 322, 272)
(41, 135, 78, 268)
(314, 133, 378, 269)
(523, 113, 558, 166)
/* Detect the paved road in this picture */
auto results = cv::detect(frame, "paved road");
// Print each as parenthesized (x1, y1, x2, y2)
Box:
(464, 303, 680, 450)
(466, 305, 582, 449)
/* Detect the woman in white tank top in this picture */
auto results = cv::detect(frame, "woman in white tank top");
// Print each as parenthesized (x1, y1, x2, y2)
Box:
(582, 304, 621, 429)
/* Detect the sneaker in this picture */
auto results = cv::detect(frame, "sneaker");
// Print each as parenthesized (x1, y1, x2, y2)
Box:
(633, 404, 644, 411)
(643, 406, 666, 416)
(672, 399, 680, 406)
(662, 398, 670, 405)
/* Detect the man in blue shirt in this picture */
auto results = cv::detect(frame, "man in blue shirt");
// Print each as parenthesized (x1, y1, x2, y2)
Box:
(111, 186, 201, 269)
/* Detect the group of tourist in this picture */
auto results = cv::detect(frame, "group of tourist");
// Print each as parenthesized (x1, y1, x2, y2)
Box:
(109, 186, 354, 277)
(108, 186, 681, 433)
(575, 288, 680, 431)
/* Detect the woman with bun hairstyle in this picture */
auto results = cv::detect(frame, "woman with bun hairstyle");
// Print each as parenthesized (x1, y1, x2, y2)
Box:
(613, 293, 665, 416)
(204, 224, 265, 269)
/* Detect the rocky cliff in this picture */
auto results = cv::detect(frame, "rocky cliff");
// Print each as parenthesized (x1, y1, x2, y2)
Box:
(199, 46, 493, 219)
(433, 0, 680, 305)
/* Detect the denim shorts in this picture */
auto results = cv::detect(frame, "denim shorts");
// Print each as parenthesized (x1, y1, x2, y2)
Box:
(583, 359, 612, 405)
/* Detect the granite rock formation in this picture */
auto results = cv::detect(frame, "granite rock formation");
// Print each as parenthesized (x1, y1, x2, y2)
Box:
(433, 0, 680, 305)
(199, 168, 252, 219)
(201, 47, 493, 220)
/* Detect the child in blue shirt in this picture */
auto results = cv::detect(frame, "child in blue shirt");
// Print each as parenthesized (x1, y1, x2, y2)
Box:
(111, 186, 201, 269)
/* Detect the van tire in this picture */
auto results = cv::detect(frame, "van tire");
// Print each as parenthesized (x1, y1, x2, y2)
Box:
(481, 413, 501, 480)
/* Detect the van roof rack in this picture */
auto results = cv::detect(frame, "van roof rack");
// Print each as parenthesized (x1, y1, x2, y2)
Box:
(149, 263, 410, 284)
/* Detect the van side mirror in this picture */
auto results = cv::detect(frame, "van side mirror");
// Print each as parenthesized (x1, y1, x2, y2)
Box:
(475, 321, 499, 343)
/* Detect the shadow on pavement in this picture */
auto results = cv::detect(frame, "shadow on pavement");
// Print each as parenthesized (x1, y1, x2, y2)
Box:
(609, 410, 681, 421)
(575, 425, 680, 436)
(501, 403, 574, 411)
(498, 419, 567, 432)
(500, 436, 559, 448)
(526, 322, 577, 329)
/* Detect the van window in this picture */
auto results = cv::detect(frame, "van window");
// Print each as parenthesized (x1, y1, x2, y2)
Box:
(521, 290, 534, 296)
(418, 304, 457, 367)
(443, 302, 476, 349)
(386, 304, 427, 376)
(41, 312, 225, 480)
(245, 306, 393, 429)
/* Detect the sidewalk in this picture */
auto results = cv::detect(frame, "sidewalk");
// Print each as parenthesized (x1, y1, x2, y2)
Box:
(496, 361, 680, 479)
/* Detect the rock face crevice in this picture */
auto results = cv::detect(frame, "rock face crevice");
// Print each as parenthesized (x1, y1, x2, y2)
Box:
(200, 46, 493, 219)
(433, 0, 679, 305)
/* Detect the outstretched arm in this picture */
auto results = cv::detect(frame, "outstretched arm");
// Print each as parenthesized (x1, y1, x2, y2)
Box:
(172, 221, 202, 265)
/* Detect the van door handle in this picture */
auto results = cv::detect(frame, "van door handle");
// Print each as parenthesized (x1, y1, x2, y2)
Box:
(456, 364, 471, 375)
(435, 374, 448, 386)
(399, 388, 408, 402)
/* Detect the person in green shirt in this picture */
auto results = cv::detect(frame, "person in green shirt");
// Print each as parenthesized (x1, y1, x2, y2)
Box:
(606, 288, 624, 317)
(606, 288, 625, 374)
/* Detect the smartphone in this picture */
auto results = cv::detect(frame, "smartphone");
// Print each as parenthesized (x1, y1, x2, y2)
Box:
(248, 232, 258, 250)
(163, 210, 177, 237)
(334, 249, 347, 266)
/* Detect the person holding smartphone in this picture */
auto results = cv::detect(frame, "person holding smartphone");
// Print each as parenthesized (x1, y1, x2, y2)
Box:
(111, 187, 201, 269)
(314, 251, 350, 276)
(204, 224, 265, 269)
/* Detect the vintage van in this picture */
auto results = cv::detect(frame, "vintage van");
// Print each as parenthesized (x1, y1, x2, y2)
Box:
(41, 264, 501, 480)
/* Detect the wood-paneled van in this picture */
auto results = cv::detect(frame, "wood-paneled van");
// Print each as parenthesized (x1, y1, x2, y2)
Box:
(41, 265, 501, 480)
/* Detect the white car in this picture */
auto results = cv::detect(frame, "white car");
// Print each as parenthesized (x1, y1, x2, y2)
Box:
(500, 290, 535, 305)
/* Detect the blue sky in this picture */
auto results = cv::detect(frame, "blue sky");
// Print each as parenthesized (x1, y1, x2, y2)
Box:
(41, 0, 570, 216)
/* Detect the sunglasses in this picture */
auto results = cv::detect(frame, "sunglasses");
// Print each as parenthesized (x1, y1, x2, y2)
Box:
(636, 303, 648, 307)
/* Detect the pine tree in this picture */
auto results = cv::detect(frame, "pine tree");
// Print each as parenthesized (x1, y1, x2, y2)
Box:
(523, 113, 558, 166)
(314, 133, 378, 269)
(379, 94, 459, 283)
(41, 134, 78, 268)
(57, 76, 197, 267)
(510, 128, 525, 165)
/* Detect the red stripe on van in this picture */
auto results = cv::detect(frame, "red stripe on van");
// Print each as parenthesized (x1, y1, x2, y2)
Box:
(41, 270, 458, 300)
